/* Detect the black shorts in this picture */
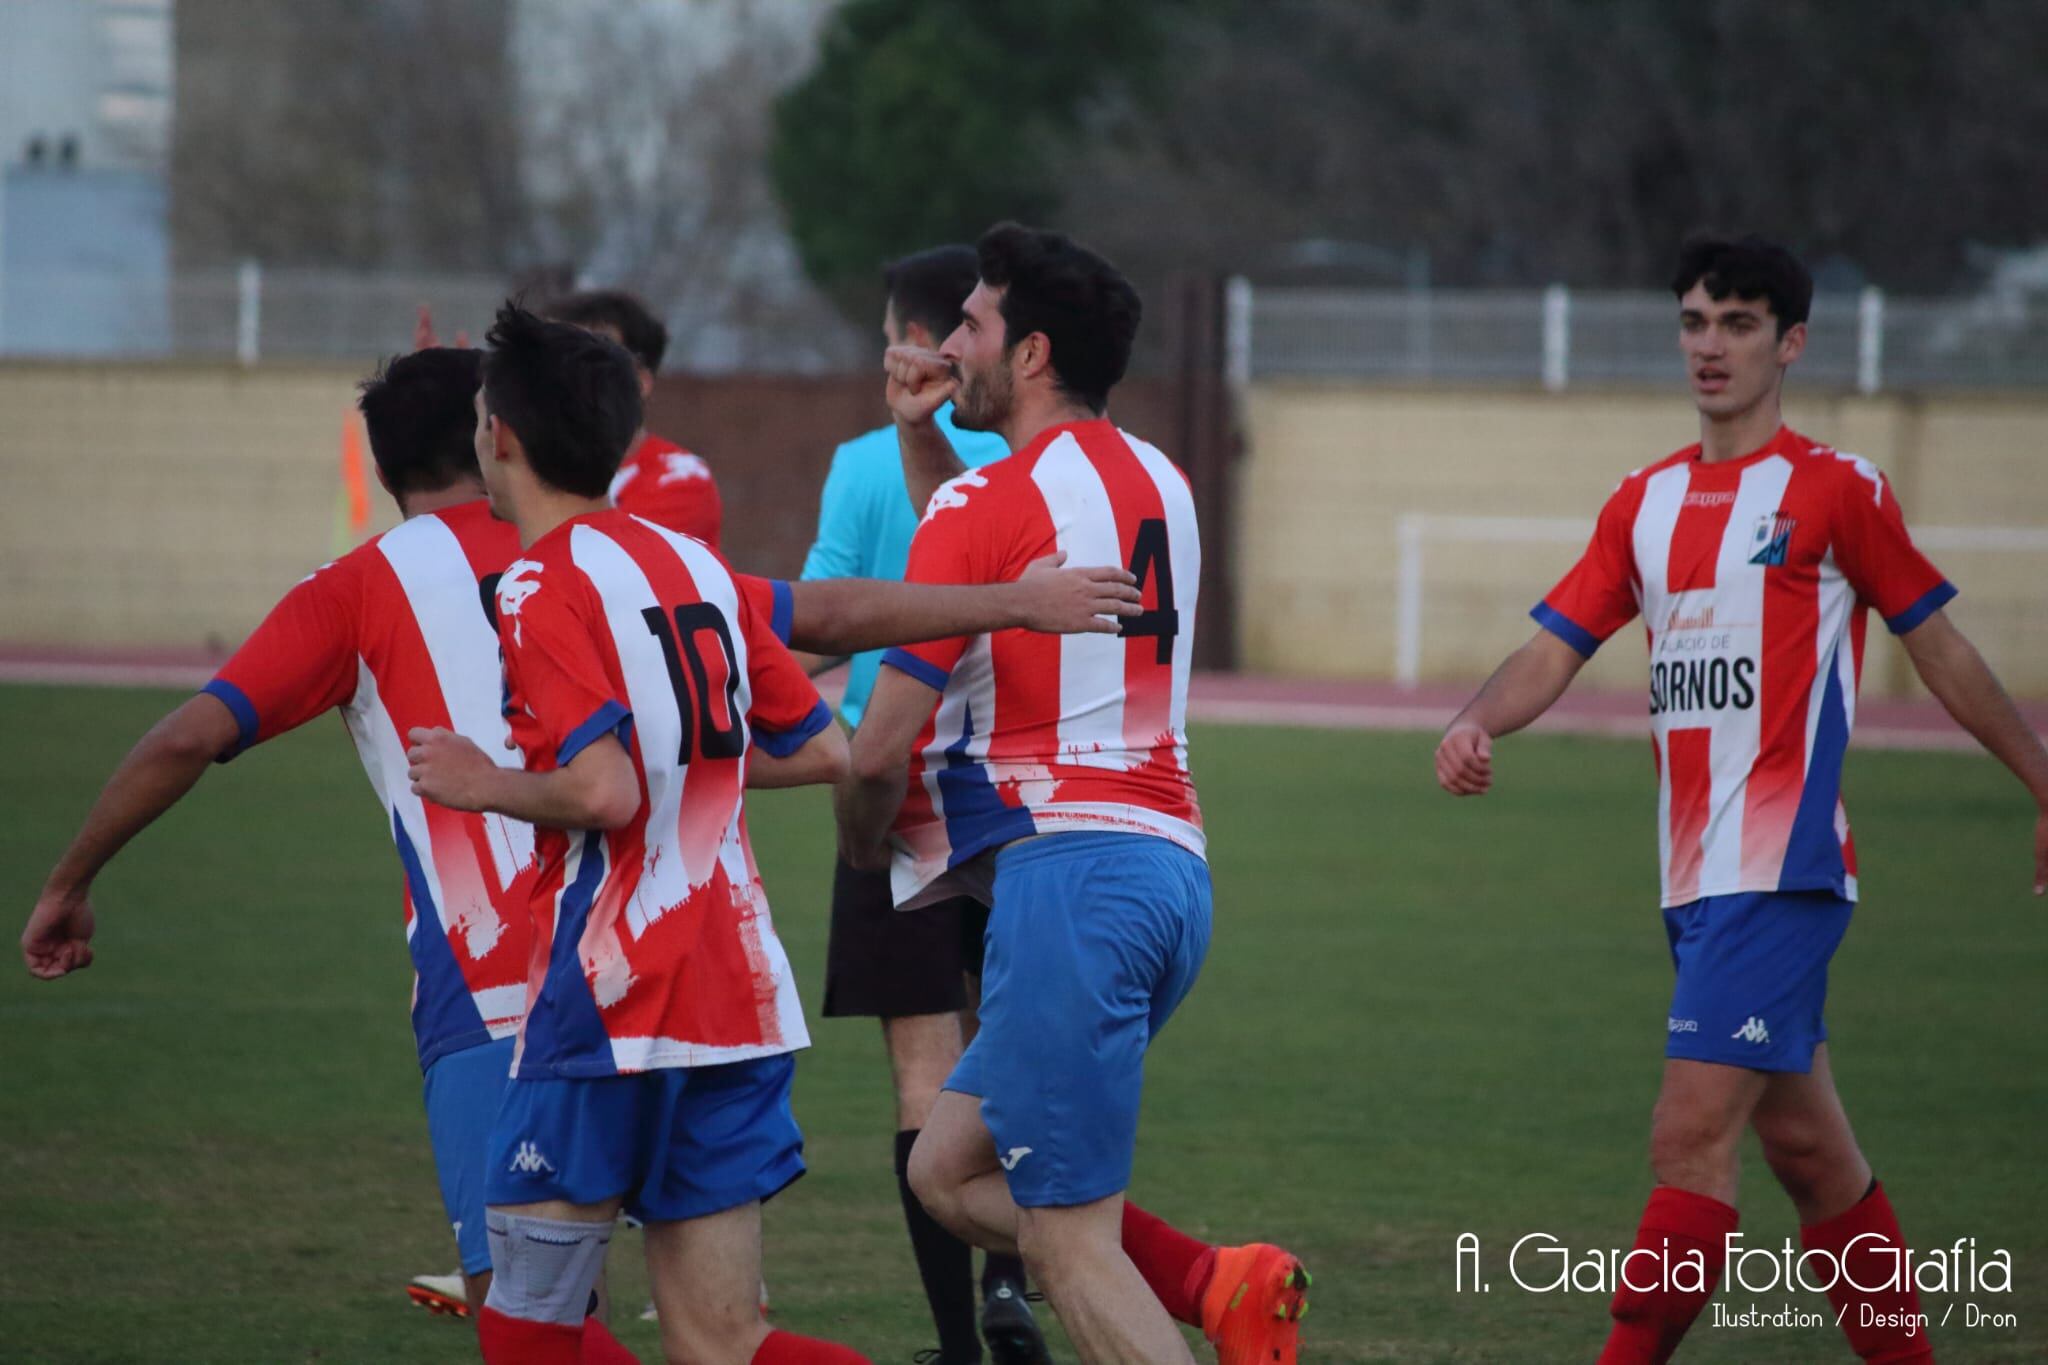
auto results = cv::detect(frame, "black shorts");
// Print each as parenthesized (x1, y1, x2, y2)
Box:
(822, 856, 989, 1019)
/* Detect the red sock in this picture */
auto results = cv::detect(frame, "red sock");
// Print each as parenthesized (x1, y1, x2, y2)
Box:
(1120, 1200, 1217, 1327)
(749, 1327, 872, 1364)
(477, 1305, 582, 1365)
(1802, 1182, 1934, 1364)
(1597, 1186, 1738, 1365)
(579, 1316, 641, 1365)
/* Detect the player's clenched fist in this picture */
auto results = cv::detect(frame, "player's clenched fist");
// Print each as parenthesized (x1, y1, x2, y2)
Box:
(883, 345, 957, 427)
(407, 726, 499, 812)
(22, 888, 95, 979)
(1435, 721, 1494, 796)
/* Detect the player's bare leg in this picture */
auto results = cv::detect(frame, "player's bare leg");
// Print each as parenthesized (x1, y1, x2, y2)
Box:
(466, 1270, 491, 1315)
(1754, 1047, 1932, 1363)
(645, 1203, 772, 1365)
(1646, 1058, 1769, 1203)
(884, 1010, 963, 1131)
(909, 1089, 1022, 1254)
(1751, 1046, 1870, 1222)
(646, 1202, 870, 1365)
(1598, 1060, 1765, 1363)
(1017, 1196, 1195, 1365)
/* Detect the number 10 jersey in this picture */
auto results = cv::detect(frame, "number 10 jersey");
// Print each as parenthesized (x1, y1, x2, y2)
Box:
(883, 418, 1205, 910)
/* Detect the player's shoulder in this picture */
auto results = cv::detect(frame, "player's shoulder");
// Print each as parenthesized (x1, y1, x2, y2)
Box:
(1780, 429, 1889, 501)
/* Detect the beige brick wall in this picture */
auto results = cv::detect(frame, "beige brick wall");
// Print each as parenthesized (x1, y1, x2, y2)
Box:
(1238, 383, 2048, 697)
(0, 361, 397, 649)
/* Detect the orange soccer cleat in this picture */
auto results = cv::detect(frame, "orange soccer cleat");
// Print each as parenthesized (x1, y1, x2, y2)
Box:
(1199, 1243, 1310, 1365)
(406, 1270, 471, 1318)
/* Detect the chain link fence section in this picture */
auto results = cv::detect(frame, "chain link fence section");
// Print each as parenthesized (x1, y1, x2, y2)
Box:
(1237, 282, 2048, 392)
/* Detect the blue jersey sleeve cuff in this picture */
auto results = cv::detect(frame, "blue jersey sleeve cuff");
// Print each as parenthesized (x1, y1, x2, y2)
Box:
(881, 647, 949, 692)
(769, 579, 794, 647)
(200, 678, 259, 761)
(1884, 581, 1957, 635)
(1529, 602, 1602, 659)
(557, 700, 633, 768)
(752, 698, 833, 759)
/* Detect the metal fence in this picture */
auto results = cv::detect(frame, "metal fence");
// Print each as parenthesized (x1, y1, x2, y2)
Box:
(1231, 281, 2048, 392)
(0, 264, 510, 363)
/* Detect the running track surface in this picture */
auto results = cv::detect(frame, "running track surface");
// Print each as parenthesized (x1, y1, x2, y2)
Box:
(5, 645, 2039, 754)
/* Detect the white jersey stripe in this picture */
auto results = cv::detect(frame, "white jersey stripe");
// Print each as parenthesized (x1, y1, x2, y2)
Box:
(1029, 433, 1131, 770)
(1125, 431, 1202, 762)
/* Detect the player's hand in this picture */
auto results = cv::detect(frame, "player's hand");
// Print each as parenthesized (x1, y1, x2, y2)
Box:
(1435, 720, 1494, 796)
(22, 886, 96, 979)
(1012, 552, 1141, 635)
(884, 345, 956, 428)
(407, 727, 500, 813)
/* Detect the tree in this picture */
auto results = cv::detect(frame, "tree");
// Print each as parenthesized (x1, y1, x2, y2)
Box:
(769, 0, 1191, 297)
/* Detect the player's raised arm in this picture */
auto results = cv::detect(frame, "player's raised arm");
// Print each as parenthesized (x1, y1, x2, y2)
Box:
(780, 553, 1138, 657)
(21, 694, 243, 978)
(1895, 612, 2048, 894)
(885, 344, 968, 516)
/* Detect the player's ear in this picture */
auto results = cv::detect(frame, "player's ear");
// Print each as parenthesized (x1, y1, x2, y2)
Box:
(1776, 321, 1807, 366)
(488, 413, 518, 465)
(1016, 331, 1051, 382)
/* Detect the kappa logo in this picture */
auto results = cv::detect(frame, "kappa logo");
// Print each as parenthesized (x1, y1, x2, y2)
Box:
(657, 452, 712, 487)
(1731, 1016, 1771, 1045)
(507, 1140, 556, 1175)
(1749, 512, 1797, 567)
(999, 1146, 1033, 1172)
(1668, 1017, 1699, 1034)
(495, 561, 544, 644)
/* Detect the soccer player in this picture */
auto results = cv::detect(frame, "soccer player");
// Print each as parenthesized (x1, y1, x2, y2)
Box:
(836, 224, 1309, 1365)
(547, 290, 723, 546)
(1434, 236, 2048, 1365)
(404, 303, 874, 1365)
(16, 343, 1138, 1353)
(798, 244, 1036, 1365)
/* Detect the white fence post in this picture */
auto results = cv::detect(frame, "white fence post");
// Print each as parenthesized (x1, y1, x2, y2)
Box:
(1857, 286, 1884, 395)
(1395, 513, 1426, 686)
(1541, 284, 1570, 391)
(1224, 275, 1252, 390)
(236, 259, 262, 366)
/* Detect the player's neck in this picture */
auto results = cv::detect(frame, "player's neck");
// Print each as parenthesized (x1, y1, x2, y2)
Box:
(512, 486, 610, 548)
(1697, 393, 1784, 463)
(1003, 392, 1100, 453)
(397, 482, 487, 520)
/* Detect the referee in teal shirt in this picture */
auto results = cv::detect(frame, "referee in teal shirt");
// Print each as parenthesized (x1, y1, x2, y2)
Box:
(797, 246, 1042, 1365)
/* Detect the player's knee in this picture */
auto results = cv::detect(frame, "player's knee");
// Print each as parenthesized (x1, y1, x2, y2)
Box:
(1756, 1116, 1841, 1201)
(1647, 1107, 1738, 1178)
(904, 1135, 955, 1222)
(656, 1297, 767, 1365)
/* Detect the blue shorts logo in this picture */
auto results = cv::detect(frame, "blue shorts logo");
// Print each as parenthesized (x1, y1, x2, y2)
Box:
(1730, 1016, 1771, 1045)
(508, 1140, 556, 1175)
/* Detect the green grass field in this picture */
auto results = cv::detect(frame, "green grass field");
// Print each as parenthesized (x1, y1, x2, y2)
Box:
(3, 682, 2044, 1363)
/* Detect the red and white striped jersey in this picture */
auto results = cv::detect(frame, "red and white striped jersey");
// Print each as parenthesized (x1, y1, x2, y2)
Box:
(205, 499, 536, 1070)
(1536, 426, 1954, 907)
(610, 431, 722, 548)
(495, 510, 830, 1079)
(882, 418, 1204, 909)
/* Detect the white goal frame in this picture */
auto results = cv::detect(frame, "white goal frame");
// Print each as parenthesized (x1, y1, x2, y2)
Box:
(1393, 512, 2048, 686)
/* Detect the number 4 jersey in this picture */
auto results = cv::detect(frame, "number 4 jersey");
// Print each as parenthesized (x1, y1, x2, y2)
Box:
(883, 417, 1205, 909)
(1535, 425, 1955, 908)
(495, 509, 831, 1079)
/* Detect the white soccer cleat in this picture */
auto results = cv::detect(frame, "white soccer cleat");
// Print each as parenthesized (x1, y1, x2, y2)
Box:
(406, 1270, 470, 1318)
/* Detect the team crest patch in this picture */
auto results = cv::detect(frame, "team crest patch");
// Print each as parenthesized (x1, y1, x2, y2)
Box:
(1748, 512, 1796, 566)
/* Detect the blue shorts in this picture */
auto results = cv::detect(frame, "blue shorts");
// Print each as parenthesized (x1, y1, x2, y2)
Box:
(947, 831, 1212, 1208)
(1663, 890, 1853, 1074)
(422, 1036, 515, 1275)
(483, 1053, 804, 1225)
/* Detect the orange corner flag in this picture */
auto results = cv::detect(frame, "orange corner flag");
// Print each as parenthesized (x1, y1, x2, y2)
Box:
(335, 410, 372, 552)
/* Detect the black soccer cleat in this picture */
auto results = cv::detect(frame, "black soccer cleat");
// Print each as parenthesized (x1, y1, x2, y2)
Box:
(980, 1278, 1051, 1365)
